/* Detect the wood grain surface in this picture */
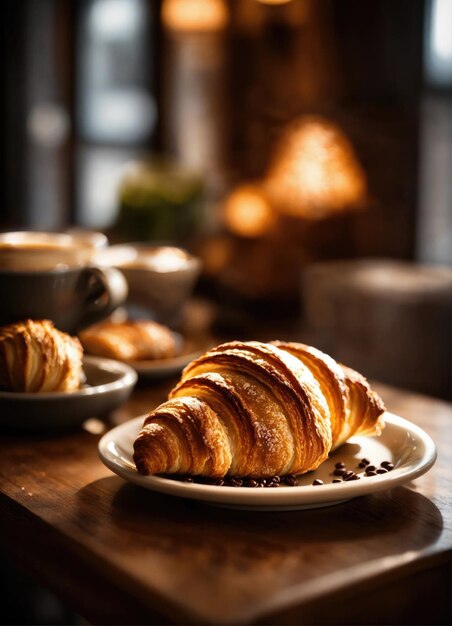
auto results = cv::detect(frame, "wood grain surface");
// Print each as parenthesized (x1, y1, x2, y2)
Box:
(0, 379, 451, 625)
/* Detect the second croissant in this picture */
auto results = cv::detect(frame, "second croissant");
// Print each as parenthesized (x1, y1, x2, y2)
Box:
(134, 341, 385, 478)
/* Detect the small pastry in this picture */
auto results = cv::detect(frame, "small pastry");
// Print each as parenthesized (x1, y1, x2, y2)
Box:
(0, 319, 83, 392)
(79, 320, 179, 361)
(133, 340, 385, 478)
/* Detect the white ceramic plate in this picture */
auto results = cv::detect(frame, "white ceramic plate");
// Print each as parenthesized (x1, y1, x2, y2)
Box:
(122, 333, 204, 379)
(129, 351, 203, 379)
(0, 356, 137, 432)
(98, 412, 436, 511)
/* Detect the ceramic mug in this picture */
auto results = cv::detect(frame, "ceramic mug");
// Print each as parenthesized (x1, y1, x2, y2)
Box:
(0, 232, 128, 333)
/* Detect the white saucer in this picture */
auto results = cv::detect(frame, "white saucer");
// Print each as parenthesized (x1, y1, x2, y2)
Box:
(98, 412, 437, 511)
(124, 333, 204, 379)
(0, 356, 137, 432)
(129, 350, 203, 379)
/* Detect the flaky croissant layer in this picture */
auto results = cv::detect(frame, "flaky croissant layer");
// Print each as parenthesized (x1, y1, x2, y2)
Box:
(80, 319, 178, 361)
(0, 319, 83, 392)
(134, 341, 385, 478)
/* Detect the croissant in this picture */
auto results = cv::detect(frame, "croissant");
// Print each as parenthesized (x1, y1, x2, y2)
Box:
(133, 341, 385, 478)
(0, 319, 83, 392)
(79, 320, 178, 361)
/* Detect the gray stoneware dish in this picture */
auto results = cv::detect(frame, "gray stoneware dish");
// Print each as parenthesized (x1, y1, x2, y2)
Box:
(0, 356, 137, 432)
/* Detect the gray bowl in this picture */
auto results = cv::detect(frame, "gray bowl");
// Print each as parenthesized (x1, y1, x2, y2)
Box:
(0, 356, 137, 432)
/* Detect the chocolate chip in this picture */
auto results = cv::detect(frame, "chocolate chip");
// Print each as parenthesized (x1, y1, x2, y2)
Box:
(361, 458, 370, 465)
(268, 482, 280, 487)
(184, 477, 193, 483)
(332, 479, 342, 483)
(358, 462, 367, 468)
(271, 476, 281, 484)
(381, 461, 394, 471)
(333, 468, 345, 476)
(230, 477, 243, 487)
(343, 470, 355, 480)
(365, 471, 377, 477)
(260, 479, 268, 486)
(365, 465, 376, 473)
(247, 479, 258, 487)
(215, 478, 225, 486)
(377, 468, 388, 474)
(335, 462, 345, 469)
(312, 479, 323, 486)
(347, 474, 360, 481)
(284, 476, 297, 486)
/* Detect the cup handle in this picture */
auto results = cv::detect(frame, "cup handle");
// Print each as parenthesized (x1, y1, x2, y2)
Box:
(79, 266, 128, 329)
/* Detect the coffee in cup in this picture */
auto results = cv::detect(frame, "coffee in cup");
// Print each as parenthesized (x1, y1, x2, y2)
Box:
(0, 232, 127, 333)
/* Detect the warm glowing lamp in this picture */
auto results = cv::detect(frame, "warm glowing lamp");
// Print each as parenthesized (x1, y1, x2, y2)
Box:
(162, 0, 229, 32)
(265, 117, 367, 219)
(223, 184, 276, 238)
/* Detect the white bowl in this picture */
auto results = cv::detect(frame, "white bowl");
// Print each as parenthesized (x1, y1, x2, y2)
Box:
(95, 244, 202, 319)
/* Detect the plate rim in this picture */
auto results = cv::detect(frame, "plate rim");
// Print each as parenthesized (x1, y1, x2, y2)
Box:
(98, 412, 437, 506)
(128, 349, 204, 374)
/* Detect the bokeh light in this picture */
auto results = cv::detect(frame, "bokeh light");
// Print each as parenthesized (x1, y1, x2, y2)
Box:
(223, 184, 276, 238)
(265, 116, 367, 219)
(162, 0, 229, 32)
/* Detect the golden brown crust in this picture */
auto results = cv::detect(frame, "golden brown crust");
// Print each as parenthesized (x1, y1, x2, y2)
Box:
(339, 364, 385, 446)
(134, 397, 231, 477)
(174, 341, 332, 475)
(273, 342, 385, 448)
(0, 319, 83, 392)
(80, 320, 178, 361)
(133, 340, 385, 479)
(271, 342, 348, 446)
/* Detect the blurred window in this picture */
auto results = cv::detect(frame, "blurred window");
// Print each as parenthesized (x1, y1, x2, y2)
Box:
(417, 0, 452, 265)
(76, 0, 156, 227)
(424, 0, 452, 87)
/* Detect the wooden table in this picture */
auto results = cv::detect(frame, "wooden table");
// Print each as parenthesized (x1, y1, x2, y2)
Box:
(0, 380, 451, 625)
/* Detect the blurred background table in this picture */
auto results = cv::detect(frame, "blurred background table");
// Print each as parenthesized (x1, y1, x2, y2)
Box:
(0, 378, 451, 625)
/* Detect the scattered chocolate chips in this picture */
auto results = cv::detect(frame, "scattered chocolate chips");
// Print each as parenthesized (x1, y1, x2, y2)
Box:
(174, 456, 393, 490)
